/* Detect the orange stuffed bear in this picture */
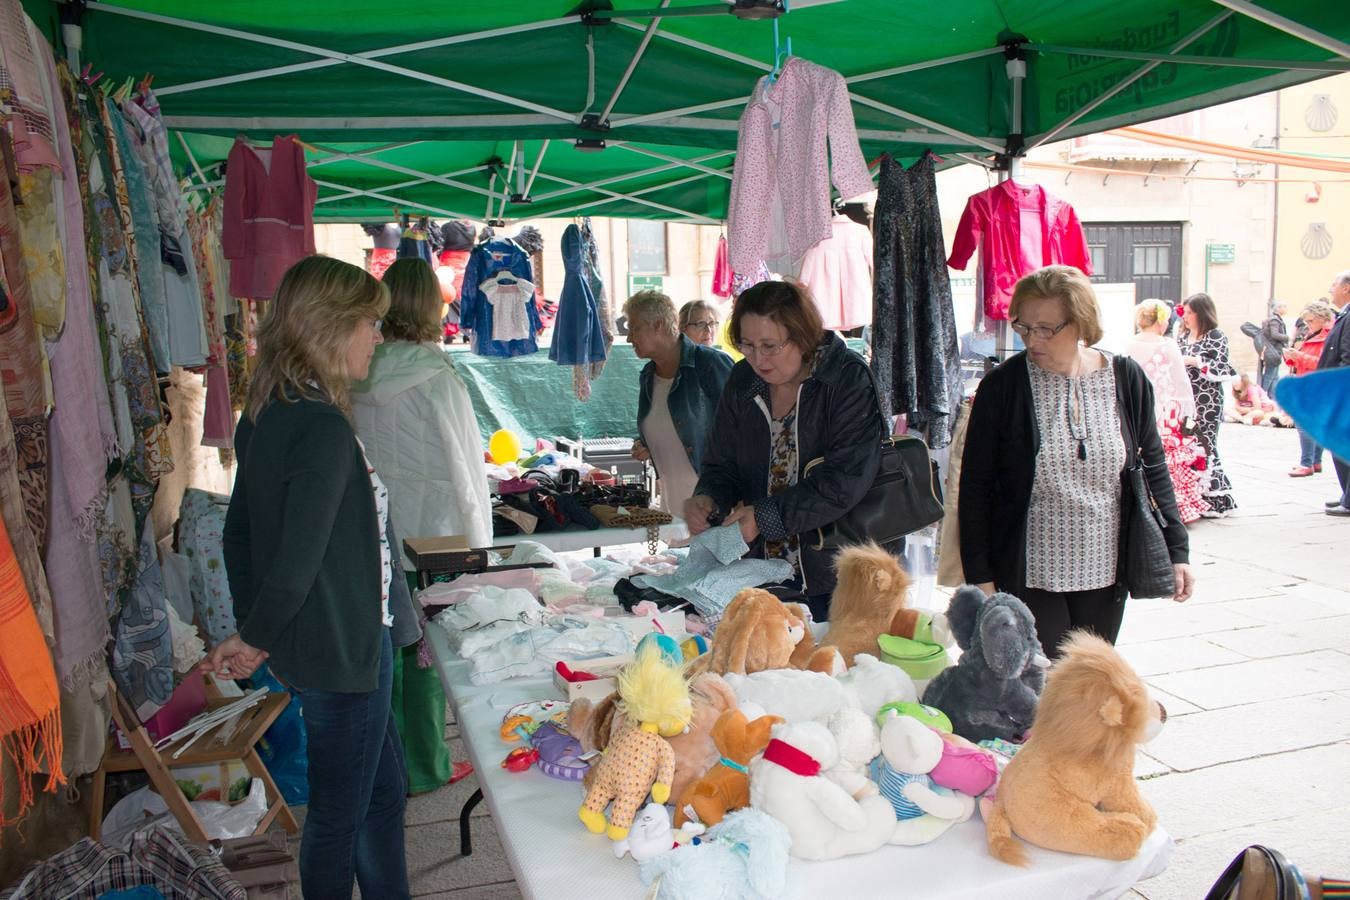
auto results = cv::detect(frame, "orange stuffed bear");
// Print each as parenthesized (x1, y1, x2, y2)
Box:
(807, 542, 914, 668)
(673, 709, 783, 828)
(695, 588, 841, 675)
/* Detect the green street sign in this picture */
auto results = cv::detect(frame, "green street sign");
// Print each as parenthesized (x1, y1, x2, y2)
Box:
(628, 274, 664, 294)
(1206, 243, 1236, 265)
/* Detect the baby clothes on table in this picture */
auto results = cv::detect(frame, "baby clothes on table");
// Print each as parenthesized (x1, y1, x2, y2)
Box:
(630, 523, 794, 627)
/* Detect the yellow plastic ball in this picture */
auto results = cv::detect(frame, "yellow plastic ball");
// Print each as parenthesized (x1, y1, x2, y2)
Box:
(488, 429, 523, 465)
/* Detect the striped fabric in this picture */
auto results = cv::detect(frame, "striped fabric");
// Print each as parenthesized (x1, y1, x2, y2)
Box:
(876, 761, 930, 821)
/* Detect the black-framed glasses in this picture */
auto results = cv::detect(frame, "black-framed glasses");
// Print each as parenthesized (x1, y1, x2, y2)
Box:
(688, 319, 718, 332)
(1010, 319, 1071, 340)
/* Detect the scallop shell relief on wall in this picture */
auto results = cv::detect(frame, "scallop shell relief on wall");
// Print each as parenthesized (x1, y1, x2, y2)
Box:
(1305, 95, 1337, 133)
(1301, 223, 1332, 261)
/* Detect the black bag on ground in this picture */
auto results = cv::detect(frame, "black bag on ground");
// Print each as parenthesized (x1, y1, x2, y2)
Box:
(808, 433, 944, 551)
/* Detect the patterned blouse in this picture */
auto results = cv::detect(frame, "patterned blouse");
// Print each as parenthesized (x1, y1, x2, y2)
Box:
(765, 409, 802, 583)
(1025, 353, 1126, 592)
(357, 439, 394, 627)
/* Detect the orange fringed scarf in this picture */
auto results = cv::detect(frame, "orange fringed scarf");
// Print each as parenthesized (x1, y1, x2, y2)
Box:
(0, 511, 64, 831)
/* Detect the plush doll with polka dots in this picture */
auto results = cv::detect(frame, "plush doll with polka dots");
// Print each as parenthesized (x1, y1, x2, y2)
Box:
(579, 644, 693, 842)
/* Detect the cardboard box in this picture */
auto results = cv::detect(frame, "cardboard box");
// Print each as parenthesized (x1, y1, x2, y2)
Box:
(403, 535, 490, 576)
(552, 654, 630, 702)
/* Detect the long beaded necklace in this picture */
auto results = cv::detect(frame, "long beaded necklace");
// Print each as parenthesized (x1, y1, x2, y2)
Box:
(1067, 349, 1089, 461)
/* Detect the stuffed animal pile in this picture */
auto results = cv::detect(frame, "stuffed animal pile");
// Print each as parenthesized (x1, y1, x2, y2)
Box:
(505, 547, 1171, 895)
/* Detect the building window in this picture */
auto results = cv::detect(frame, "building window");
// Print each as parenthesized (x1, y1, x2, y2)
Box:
(627, 221, 668, 275)
(1133, 244, 1170, 276)
(1089, 244, 1107, 280)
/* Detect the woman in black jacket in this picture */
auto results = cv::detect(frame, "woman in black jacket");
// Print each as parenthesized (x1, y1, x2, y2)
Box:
(201, 256, 418, 899)
(687, 281, 885, 622)
(960, 266, 1194, 658)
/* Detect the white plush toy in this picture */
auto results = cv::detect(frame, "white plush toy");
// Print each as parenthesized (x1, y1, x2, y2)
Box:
(726, 653, 917, 724)
(838, 653, 919, 717)
(877, 710, 975, 845)
(749, 720, 897, 860)
(613, 803, 706, 861)
(824, 708, 881, 800)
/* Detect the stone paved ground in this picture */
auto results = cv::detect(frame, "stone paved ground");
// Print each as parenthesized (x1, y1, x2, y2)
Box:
(382, 421, 1349, 899)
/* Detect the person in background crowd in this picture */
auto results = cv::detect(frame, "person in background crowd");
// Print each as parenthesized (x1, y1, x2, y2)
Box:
(686, 280, 886, 624)
(1225, 372, 1275, 425)
(1259, 299, 1290, 396)
(1319, 270, 1350, 516)
(1178, 292, 1239, 517)
(678, 299, 722, 348)
(351, 258, 490, 795)
(203, 256, 415, 899)
(1125, 298, 1208, 523)
(1284, 300, 1336, 477)
(961, 267, 1192, 657)
(627, 291, 734, 516)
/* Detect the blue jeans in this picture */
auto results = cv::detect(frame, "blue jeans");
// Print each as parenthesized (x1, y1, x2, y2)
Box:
(1259, 364, 1280, 398)
(296, 629, 410, 899)
(1298, 427, 1324, 468)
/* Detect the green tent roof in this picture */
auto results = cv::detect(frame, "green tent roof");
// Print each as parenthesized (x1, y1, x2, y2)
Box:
(26, 0, 1349, 222)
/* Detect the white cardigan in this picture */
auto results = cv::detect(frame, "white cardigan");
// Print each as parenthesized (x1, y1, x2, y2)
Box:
(351, 341, 493, 569)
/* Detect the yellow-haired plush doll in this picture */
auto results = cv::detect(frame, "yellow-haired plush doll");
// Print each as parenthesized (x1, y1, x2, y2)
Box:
(579, 644, 693, 841)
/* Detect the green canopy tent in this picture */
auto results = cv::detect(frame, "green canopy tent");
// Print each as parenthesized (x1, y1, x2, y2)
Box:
(23, 0, 1350, 223)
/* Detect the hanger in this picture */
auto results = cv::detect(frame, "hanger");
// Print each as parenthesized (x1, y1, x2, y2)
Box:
(766, 6, 792, 85)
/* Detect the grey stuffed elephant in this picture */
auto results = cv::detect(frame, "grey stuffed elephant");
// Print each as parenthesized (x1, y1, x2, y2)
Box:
(920, 586, 1046, 743)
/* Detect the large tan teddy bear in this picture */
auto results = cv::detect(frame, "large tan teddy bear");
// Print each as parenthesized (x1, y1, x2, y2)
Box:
(984, 632, 1166, 865)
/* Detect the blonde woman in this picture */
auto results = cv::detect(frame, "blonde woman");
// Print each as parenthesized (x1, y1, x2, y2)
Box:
(1126, 299, 1208, 523)
(202, 256, 416, 899)
(352, 258, 489, 794)
(961, 267, 1193, 658)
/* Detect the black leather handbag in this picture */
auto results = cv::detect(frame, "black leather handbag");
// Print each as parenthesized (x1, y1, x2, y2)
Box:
(807, 433, 944, 551)
(1121, 461, 1176, 599)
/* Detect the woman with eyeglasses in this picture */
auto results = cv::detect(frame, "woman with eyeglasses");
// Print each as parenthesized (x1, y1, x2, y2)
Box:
(201, 256, 418, 898)
(627, 290, 735, 516)
(1178, 292, 1239, 516)
(678, 299, 722, 348)
(960, 266, 1193, 659)
(350, 258, 490, 796)
(686, 280, 886, 624)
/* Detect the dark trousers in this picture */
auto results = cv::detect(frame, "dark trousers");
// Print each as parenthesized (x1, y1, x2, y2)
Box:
(1020, 585, 1125, 659)
(1336, 456, 1350, 508)
(296, 629, 410, 900)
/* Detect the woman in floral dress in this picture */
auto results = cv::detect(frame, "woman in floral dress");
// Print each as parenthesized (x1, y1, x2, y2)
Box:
(1178, 293, 1239, 516)
(1126, 299, 1208, 523)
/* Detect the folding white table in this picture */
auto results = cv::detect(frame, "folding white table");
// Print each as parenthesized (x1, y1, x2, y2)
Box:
(426, 622, 1173, 900)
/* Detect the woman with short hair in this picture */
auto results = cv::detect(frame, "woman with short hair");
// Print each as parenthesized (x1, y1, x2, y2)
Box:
(626, 290, 733, 515)
(961, 266, 1193, 658)
(203, 256, 417, 898)
(686, 280, 885, 623)
(351, 258, 489, 794)
(678, 299, 721, 347)
(1178, 292, 1239, 515)
(1284, 300, 1337, 476)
